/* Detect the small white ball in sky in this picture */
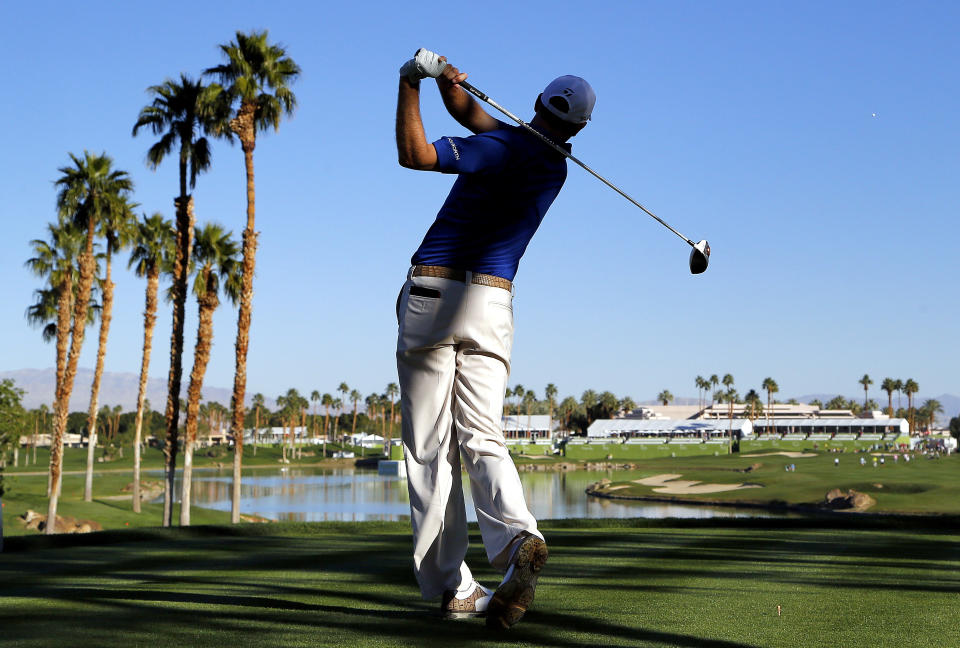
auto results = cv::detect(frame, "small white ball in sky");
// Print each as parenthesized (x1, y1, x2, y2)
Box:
(871, 113, 878, 118)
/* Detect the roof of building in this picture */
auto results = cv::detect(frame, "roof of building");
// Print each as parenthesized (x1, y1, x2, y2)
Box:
(754, 418, 908, 429)
(588, 418, 753, 436)
(502, 415, 554, 431)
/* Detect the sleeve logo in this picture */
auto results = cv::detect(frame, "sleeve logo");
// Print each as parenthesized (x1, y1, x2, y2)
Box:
(446, 137, 460, 160)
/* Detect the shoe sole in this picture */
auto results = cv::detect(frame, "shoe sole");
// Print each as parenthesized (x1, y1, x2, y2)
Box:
(442, 610, 485, 620)
(486, 535, 548, 630)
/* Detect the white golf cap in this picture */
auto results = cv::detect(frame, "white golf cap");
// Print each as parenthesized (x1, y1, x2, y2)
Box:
(541, 75, 596, 124)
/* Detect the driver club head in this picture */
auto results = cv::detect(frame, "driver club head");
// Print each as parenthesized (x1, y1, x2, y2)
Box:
(689, 240, 710, 274)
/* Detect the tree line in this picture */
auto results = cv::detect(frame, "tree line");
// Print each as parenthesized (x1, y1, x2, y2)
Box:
(21, 29, 299, 533)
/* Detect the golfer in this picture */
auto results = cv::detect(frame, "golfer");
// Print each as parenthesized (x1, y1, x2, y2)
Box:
(394, 48, 595, 628)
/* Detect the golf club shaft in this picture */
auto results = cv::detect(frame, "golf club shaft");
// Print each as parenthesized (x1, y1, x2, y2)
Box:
(459, 80, 696, 248)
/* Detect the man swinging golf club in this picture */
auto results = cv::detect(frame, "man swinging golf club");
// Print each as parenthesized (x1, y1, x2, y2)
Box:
(394, 48, 595, 628)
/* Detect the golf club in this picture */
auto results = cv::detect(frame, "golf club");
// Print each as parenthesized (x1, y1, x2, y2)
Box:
(454, 78, 711, 275)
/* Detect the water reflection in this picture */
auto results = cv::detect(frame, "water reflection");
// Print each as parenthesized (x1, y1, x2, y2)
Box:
(154, 467, 783, 522)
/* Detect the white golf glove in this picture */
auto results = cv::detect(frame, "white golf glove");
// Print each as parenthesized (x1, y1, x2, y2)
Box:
(399, 48, 447, 83)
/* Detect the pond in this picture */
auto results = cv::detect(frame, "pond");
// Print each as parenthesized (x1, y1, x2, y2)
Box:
(157, 466, 790, 522)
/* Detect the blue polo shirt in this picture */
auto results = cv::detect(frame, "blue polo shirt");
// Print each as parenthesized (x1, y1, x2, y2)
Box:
(410, 123, 569, 281)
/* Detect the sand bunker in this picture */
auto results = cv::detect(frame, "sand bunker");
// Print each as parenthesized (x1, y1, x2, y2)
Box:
(741, 451, 816, 458)
(631, 473, 761, 495)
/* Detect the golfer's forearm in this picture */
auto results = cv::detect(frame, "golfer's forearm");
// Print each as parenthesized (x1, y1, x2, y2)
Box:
(396, 79, 438, 170)
(440, 83, 498, 134)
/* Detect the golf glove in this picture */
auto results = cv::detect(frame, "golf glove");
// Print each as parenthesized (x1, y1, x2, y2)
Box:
(399, 48, 447, 83)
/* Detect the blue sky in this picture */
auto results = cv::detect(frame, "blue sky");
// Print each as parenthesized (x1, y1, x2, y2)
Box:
(1, 1, 958, 409)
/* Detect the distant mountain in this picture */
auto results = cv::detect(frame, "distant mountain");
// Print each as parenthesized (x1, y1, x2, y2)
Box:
(0, 368, 270, 412)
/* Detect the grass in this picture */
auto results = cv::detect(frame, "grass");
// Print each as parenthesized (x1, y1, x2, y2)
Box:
(589, 450, 960, 514)
(0, 518, 958, 647)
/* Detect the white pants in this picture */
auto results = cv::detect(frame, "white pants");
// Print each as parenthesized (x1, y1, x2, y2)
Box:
(396, 269, 542, 600)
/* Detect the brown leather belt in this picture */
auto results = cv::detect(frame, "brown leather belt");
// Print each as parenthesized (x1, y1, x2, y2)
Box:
(412, 265, 512, 292)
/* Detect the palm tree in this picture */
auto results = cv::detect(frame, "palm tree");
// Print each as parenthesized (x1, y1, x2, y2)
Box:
(903, 379, 919, 431)
(581, 390, 597, 426)
(880, 378, 895, 417)
(331, 398, 343, 442)
(46, 152, 132, 533)
(744, 389, 762, 421)
(858, 374, 873, 410)
(128, 213, 174, 512)
(25, 224, 84, 451)
(205, 30, 300, 524)
(180, 224, 241, 526)
(619, 396, 636, 416)
(512, 385, 524, 418)
(709, 375, 719, 406)
(598, 392, 618, 419)
(544, 383, 558, 437)
(82, 196, 137, 502)
(523, 389, 536, 437)
(918, 399, 943, 434)
(310, 390, 321, 439)
(250, 393, 266, 455)
(761, 377, 778, 435)
(321, 393, 333, 451)
(893, 379, 904, 412)
(724, 386, 739, 454)
(350, 389, 362, 435)
(657, 390, 674, 406)
(134, 74, 226, 527)
(385, 382, 399, 458)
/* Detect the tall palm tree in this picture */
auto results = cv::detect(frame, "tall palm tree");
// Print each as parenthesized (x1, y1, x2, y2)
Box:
(83, 196, 137, 502)
(128, 213, 174, 513)
(761, 377, 778, 435)
(709, 375, 719, 407)
(744, 389, 762, 422)
(350, 389, 362, 435)
(544, 383, 558, 437)
(46, 152, 132, 534)
(250, 393, 265, 455)
(205, 30, 300, 524)
(858, 374, 873, 410)
(180, 224, 241, 526)
(880, 378, 896, 417)
(903, 379, 919, 431)
(657, 390, 674, 406)
(724, 385, 738, 454)
(693, 376, 703, 411)
(25, 223, 84, 437)
(321, 392, 333, 453)
(331, 398, 343, 441)
(134, 74, 226, 527)
(523, 389, 536, 436)
(385, 382, 398, 457)
(310, 390, 321, 439)
(893, 379, 904, 412)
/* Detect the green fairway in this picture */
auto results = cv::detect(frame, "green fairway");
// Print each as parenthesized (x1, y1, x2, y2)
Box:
(1, 518, 958, 647)
(588, 451, 960, 514)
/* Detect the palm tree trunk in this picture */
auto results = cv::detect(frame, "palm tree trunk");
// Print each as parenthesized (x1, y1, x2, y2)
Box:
(252, 405, 258, 457)
(132, 267, 160, 513)
(48, 276, 73, 497)
(162, 195, 194, 526)
(230, 115, 258, 524)
(47, 216, 97, 535)
(180, 277, 218, 527)
(84, 252, 114, 502)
